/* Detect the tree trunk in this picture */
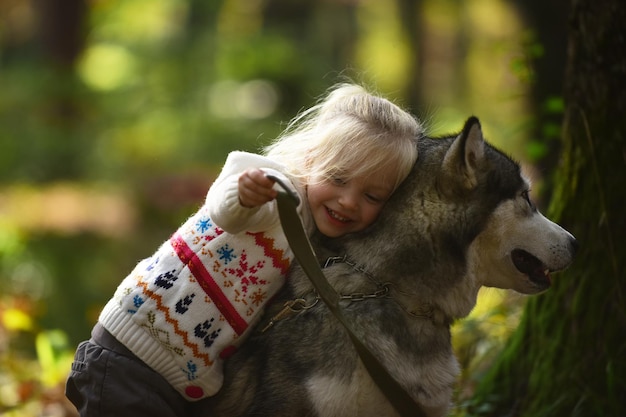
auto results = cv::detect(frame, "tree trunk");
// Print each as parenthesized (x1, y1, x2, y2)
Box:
(395, 0, 422, 111)
(33, 0, 88, 181)
(468, 0, 626, 416)
(511, 0, 569, 203)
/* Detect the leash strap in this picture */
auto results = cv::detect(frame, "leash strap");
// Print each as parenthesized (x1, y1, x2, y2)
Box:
(272, 185, 427, 417)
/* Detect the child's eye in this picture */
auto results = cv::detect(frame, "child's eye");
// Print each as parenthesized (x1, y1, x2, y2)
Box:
(331, 176, 347, 186)
(365, 194, 383, 203)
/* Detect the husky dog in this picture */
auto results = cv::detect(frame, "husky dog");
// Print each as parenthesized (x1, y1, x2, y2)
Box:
(196, 117, 577, 417)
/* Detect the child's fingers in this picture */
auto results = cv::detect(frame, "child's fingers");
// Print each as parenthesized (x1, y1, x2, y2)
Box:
(249, 169, 276, 189)
(238, 169, 277, 207)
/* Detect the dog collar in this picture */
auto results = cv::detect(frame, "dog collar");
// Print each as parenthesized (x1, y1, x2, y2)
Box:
(322, 255, 452, 326)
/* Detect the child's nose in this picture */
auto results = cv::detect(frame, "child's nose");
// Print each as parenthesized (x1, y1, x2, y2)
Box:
(338, 192, 359, 211)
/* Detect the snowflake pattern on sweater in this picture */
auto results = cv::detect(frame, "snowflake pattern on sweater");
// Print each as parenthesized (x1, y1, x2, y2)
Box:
(98, 204, 293, 400)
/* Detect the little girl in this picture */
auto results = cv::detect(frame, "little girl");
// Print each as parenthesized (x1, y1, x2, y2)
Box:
(66, 83, 422, 417)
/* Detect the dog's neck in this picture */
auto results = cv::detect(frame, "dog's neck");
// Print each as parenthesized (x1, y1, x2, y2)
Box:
(319, 221, 481, 321)
(320, 253, 454, 327)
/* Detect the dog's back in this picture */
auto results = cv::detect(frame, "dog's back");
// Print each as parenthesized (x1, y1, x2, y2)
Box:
(197, 118, 577, 417)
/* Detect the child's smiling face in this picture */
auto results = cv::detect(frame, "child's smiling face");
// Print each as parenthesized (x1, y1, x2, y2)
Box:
(306, 164, 398, 238)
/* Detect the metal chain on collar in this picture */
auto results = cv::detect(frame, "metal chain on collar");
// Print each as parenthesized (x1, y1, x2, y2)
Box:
(324, 255, 376, 280)
(338, 284, 390, 302)
(262, 254, 440, 332)
(261, 279, 390, 332)
(324, 255, 391, 300)
(325, 255, 438, 322)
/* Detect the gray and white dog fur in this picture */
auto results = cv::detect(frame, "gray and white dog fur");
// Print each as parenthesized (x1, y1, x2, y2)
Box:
(196, 117, 577, 417)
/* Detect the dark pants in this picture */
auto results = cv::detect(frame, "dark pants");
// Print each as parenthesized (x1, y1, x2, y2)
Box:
(65, 324, 197, 417)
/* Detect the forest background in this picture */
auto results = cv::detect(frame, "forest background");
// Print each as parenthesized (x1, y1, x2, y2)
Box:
(1, 0, 623, 416)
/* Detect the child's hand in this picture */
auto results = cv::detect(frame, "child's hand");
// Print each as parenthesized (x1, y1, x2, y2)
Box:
(238, 168, 278, 208)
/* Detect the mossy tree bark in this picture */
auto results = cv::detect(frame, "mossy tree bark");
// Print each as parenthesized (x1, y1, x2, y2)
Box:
(468, 0, 626, 416)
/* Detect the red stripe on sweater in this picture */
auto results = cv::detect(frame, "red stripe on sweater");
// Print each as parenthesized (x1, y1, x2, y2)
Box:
(170, 234, 248, 335)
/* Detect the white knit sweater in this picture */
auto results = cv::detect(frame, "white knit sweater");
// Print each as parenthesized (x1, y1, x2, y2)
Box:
(98, 151, 312, 401)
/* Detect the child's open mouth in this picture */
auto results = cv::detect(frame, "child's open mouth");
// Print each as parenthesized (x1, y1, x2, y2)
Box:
(327, 207, 350, 223)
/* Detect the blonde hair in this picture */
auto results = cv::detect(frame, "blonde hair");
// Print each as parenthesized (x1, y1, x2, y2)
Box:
(264, 83, 422, 191)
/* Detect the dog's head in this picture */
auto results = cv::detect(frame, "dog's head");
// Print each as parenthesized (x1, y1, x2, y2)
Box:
(337, 117, 577, 308)
(437, 117, 578, 294)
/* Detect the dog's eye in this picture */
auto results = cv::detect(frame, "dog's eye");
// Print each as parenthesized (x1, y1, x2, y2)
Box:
(521, 190, 535, 209)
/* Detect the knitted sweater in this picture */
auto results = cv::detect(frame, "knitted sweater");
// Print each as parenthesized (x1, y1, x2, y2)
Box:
(98, 151, 312, 401)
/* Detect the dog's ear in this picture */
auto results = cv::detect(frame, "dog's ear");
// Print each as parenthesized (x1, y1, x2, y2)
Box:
(442, 117, 485, 190)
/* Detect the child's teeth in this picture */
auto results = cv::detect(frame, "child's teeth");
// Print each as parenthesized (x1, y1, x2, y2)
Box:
(329, 209, 348, 222)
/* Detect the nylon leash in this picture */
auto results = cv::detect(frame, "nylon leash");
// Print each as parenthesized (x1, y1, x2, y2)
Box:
(272, 184, 427, 417)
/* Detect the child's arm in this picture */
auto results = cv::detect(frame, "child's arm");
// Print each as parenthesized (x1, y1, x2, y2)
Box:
(205, 152, 299, 234)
